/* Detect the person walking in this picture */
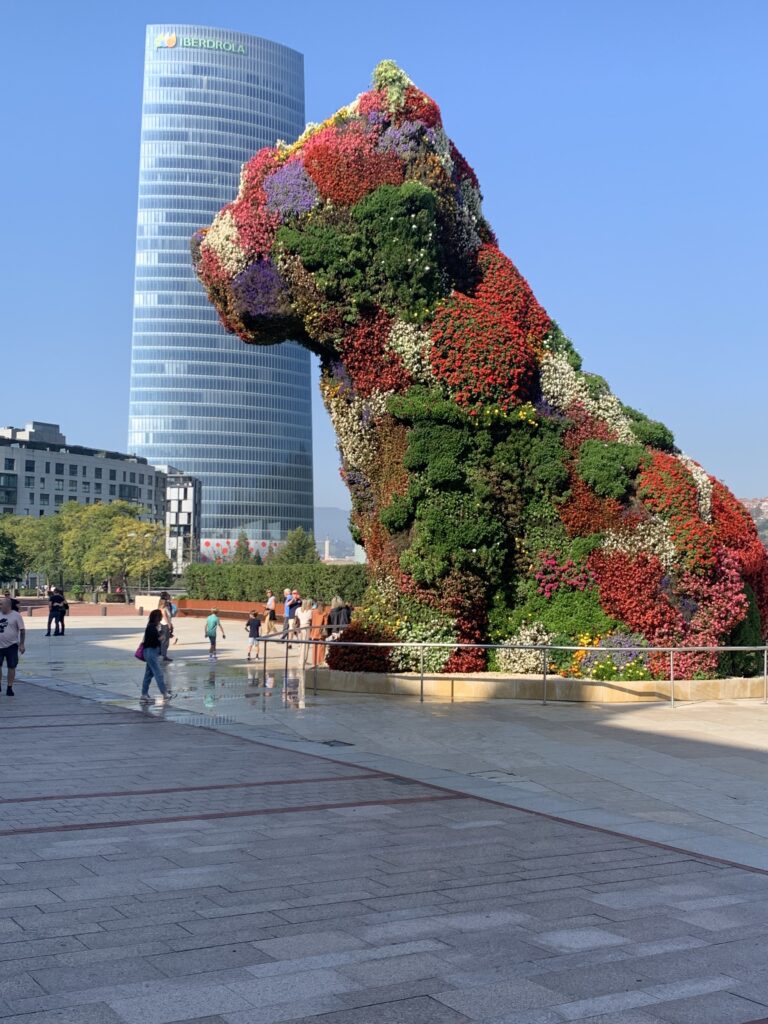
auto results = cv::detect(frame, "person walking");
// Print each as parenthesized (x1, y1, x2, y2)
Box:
(46, 587, 64, 636)
(327, 595, 351, 639)
(205, 609, 226, 659)
(295, 599, 313, 667)
(0, 596, 25, 697)
(279, 588, 295, 641)
(245, 610, 261, 661)
(158, 598, 174, 663)
(55, 592, 69, 636)
(263, 589, 277, 636)
(139, 609, 174, 706)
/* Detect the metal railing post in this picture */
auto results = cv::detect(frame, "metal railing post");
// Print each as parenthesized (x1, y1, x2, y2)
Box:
(763, 647, 767, 705)
(313, 646, 318, 697)
(283, 638, 290, 705)
(669, 649, 675, 709)
(542, 646, 548, 706)
(419, 645, 425, 703)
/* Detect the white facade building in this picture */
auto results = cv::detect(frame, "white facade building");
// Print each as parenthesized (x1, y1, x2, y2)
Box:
(0, 422, 166, 521)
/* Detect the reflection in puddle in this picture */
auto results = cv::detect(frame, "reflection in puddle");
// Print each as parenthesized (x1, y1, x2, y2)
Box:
(180, 663, 307, 714)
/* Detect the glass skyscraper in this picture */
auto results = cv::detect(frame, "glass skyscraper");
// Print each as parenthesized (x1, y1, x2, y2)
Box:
(128, 25, 313, 556)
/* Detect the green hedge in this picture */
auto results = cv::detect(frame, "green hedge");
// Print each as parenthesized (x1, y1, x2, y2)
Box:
(183, 563, 368, 606)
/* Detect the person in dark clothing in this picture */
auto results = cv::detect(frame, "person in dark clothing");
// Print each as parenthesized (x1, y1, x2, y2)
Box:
(326, 596, 351, 640)
(139, 609, 174, 706)
(245, 611, 261, 661)
(46, 588, 64, 636)
(56, 593, 69, 636)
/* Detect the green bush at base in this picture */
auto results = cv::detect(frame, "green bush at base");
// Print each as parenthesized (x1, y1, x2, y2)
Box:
(183, 563, 368, 606)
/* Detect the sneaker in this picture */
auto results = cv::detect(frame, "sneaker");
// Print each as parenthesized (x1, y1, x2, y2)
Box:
(6, 687, 14, 696)
(165, 691, 176, 701)
(139, 695, 151, 705)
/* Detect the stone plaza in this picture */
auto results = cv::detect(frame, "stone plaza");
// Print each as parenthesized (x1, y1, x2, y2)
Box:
(0, 615, 767, 1022)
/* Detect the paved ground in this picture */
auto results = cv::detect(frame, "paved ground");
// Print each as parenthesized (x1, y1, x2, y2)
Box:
(18, 617, 768, 871)
(4, 683, 768, 1024)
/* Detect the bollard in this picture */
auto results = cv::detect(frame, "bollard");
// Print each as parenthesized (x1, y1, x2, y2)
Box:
(138, 606, 143, 616)
(101, 605, 107, 617)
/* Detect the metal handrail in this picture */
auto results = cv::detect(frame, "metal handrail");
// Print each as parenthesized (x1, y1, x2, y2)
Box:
(256, 634, 768, 708)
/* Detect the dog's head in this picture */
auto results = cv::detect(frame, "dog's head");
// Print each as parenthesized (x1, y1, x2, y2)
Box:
(192, 61, 543, 365)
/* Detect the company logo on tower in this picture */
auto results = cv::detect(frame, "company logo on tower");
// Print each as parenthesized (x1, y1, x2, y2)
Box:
(153, 31, 246, 55)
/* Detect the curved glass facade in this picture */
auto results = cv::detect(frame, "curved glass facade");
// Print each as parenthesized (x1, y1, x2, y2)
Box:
(128, 26, 312, 553)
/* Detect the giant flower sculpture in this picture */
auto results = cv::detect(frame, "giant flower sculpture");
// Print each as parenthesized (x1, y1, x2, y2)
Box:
(193, 61, 768, 677)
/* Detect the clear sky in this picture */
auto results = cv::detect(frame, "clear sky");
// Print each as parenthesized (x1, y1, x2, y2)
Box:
(3, 0, 767, 505)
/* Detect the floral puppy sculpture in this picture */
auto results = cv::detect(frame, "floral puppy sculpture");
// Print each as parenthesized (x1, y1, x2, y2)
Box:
(193, 61, 768, 678)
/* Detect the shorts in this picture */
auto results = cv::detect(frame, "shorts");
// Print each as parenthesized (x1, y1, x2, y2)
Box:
(0, 645, 19, 669)
(207, 635, 217, 650)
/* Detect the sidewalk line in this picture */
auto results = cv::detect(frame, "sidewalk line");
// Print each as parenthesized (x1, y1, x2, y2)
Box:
(0, 792, 464, 837)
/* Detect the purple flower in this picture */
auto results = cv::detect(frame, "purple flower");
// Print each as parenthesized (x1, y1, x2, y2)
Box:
(232, 259, 291, 319)
(377, 120, 423, 160)
(263, 162, 318, 217)
(534, 397, 567, 422)
(581, 633, 649, 672)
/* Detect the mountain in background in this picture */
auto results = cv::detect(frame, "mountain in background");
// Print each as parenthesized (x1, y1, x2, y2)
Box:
(314, 506, 354, 558)
(742, 498, 768, 549)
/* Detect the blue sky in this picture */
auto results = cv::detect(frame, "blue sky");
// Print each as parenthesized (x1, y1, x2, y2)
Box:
(3, 0, 767, 505)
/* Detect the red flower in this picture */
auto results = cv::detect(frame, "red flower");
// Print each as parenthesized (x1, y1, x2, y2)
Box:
(302, 122, 405, 205)
(340, 309, 412, 397)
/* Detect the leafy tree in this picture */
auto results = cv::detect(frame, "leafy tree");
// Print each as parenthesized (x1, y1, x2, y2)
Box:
(266, 527, 320, 565)
(0, 524, 24, 583)
(60, 502, 141, 590)
(2, 514, 64, 583)
(233, 529, 253, 564)
(82, 519, 169, 601)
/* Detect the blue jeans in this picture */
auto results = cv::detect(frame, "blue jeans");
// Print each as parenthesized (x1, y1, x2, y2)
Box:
(141, 647, 167, 697)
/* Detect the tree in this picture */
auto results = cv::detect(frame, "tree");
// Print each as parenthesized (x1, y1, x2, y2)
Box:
(233, 529, 253, 564)
(266, 527, 320, 565)
(2, 514, 65, 584)
(0, 524, 24, 583)
(82, 519, 170, 601)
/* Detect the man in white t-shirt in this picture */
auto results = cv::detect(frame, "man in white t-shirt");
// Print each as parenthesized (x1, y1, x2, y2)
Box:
(0, 596, 25, 696)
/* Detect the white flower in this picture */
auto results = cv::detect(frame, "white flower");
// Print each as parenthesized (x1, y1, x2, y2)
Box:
(539, 355, 636, 443)
(496, 623, 551, 674)
(387, 321, 433, 384)
(678, 454, 712, 523)
(320, 380, 391, 473)
(603, 517, 676, 570)
(200, 209, 247, 276)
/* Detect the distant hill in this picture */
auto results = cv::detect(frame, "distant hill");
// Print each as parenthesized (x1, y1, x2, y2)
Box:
(314, 506, 354, 558)
(742, 498, 768, 549)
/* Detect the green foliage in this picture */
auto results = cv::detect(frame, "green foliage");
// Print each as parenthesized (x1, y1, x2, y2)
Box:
(577, 440, 645, 500)
(380, 492, 415, 533)
(183, 562, 368, 605)
(372, 59, 411, 109)
(0, 524, 23, 582)
(351, 183, 445, 322)
(266, 527, 320, 565)
(400, 491, 503, 586)
(388, 387, 470, 427)
(233, 530, 254, 564)
(492, 421, 570, 497)
(498, 588, 620, 647)
(276, 183, 445, 324)
(719, 583, 763, 676)
(582, 373, 610, 399)
(543, 321, 582, 370)
(622, 404, 676, 452)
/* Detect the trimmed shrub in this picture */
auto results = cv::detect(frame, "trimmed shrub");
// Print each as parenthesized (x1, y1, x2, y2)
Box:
(183, 563, 368, 605)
